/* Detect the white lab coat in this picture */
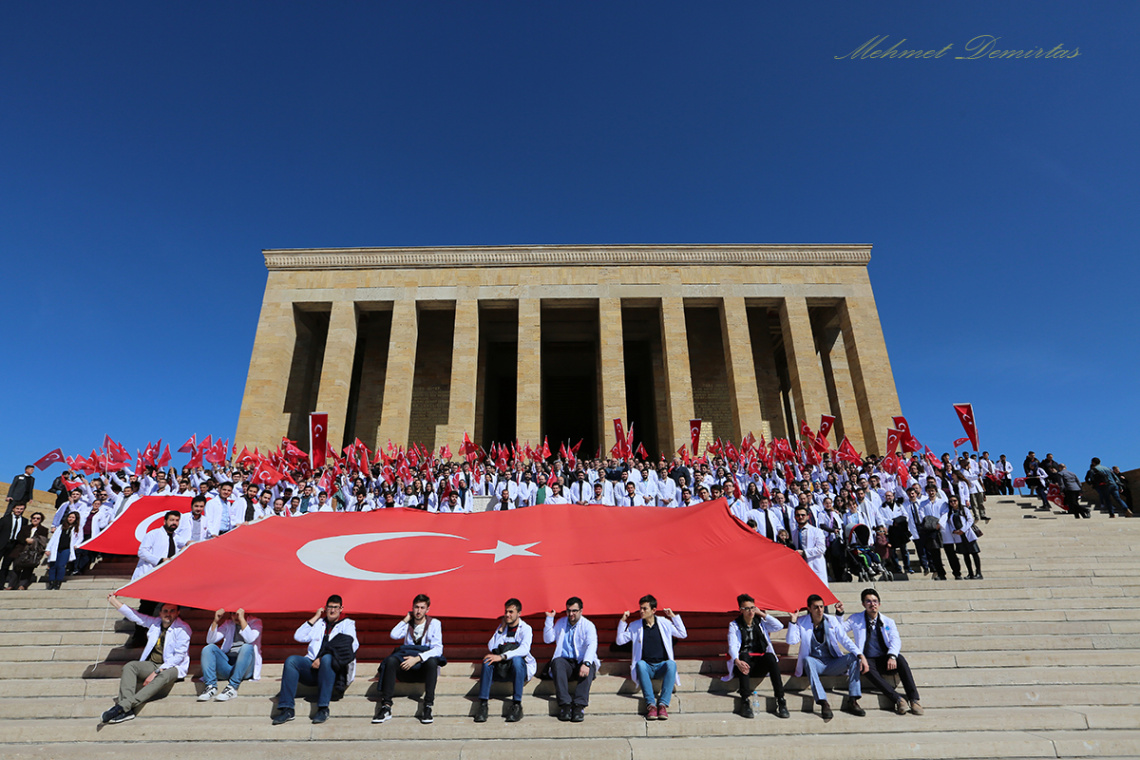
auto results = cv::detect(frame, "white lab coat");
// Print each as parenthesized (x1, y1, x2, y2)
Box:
(118, 604, 193, 678)
(791, 524, 828, 586)
(543, 615, 601, 668)
(786, 614, 859, 677)
(485, 619, 537, 680)
(721, 614, 783, 681)
(132, 527, 187, 581)
(208, 617, 265, 681)
(615, 615, 687, 686)
(296, 617, 359, 685)
(842, 612, 902, 658)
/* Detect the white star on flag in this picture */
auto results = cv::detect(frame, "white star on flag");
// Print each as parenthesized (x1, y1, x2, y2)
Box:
(470, 540, 541, 563)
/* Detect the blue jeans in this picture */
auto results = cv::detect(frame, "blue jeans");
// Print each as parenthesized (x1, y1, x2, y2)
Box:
(1096, 485, 1131, 517)
(634, 660, 677, 707)
(47, 553, 70, 584)
(478, 656, 527, 702)
(201, 643, 255, 690)
(803, 653, 862, 702)
(278, 654, 334, 709)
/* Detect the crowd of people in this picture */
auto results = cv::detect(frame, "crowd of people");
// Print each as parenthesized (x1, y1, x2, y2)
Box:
(2, 444, 1133, 592)
(99, 589, 922, 726)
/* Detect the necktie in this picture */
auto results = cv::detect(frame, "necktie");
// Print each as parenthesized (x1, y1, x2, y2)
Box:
(876, 618, 889, 653)
(765, 514, 774, 540)
(567, 625, 577, 661)
(245, 501, 256, 522)
(83, 511, 95, 541)
(166, 530, 176, 558)
(795, 529, 803, 550)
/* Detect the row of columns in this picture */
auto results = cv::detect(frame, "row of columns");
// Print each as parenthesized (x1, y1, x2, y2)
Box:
(238, 295, 897, 457)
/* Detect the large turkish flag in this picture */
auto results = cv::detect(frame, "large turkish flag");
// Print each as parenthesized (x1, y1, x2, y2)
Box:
(116, 499, 833, 617)
(80, 496, 192, 555)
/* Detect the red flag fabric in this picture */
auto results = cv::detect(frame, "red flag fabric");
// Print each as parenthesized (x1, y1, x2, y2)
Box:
(155, 445, 172, 469)
(816, 415, 835, 444)
(953, 437, 970, 448)
(33, 448, 65, 471)
(200, 435, 213, 453)
(689, 420, 702, 459)
(953, 403, 979, 451)
(1047, 483, 1065, 509)
(310, 413, 329, 469)
(252, 460, 284, 486)
(80, 496, 193, 555)
(885, 429, 902, 456)
(613, 419, 626, 459)
(116, 498, 833, 616)
(541, 437, 551, 460)
(836, 437, 862, 465)
(900, 435, 921, 454)
(636, 442, 649, 460)
(178, 435, 197, 454)
(891, 416, 912, 438)
(1013, 477, 1027, 488)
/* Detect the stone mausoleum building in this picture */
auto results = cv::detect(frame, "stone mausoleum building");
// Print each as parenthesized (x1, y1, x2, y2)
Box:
(235, 245, 901, 459)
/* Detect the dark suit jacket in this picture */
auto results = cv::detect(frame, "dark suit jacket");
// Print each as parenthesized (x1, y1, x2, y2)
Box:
(0, 513, 27, 553)
(6, 474, 34, 504)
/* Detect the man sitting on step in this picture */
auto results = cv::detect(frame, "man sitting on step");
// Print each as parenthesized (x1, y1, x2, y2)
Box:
(101, 594, 192, 725)
(544, 596, 600, 723)
(615, 594, 687, 720)
(722, 593, 790, 719)
(841, 588, 924, 716)
(786, 594, 866, 721)
(272, 595, 358, 726)
(473, 598, 537, 723)
(197, 607, 263, 703)
(374, 593, 445, 725)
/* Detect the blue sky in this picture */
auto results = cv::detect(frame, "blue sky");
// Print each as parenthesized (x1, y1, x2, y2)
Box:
(2, 2, 1136, 478)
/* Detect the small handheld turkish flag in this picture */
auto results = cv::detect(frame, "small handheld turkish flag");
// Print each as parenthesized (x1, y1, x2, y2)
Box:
(613, 419, 625, 458)
(309, 412, 328, 469)
(953, 437, 969, 448)
(953, 403, 979, 451)
(892, 416, 911, 438)
(689, 419, 702, 457)
(178, 435, 197, 454)
(885, 429, 902, 456)
(817, 415, 835, 443)
(33, 448, 65, 471)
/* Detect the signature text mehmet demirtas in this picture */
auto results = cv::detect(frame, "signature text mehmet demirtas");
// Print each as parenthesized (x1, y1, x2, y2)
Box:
(836, 35, 1081, 60)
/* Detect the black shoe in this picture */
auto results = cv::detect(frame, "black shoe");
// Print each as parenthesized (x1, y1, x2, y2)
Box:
(420, 704, 433, 724)
(272, 708, 295, 725)
(505, 700, 523, 723)
(975, 573, 984, 580)
(819, 700, 833, 721)
(558, 704, 571, 722)
(372, 704, 391, 724)
(843, 697, 866, 717)
(571, 705, 585, 723)
(775, 697, 790, 719)
(101, 704, 125, 724)
(739, 698, 754, 719)
(312, 706, 329, 724)
(473, 700, 488, 723)
(107, 708, 134, 724)
(966, 573, 976, 580)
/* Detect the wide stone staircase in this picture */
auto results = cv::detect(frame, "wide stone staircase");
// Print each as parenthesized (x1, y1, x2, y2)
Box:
(1, 494, 1138, 759)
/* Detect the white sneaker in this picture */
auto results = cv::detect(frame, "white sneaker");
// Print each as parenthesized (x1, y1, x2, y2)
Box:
(215, 686, 238, 702)
(197, 686, 217, 702)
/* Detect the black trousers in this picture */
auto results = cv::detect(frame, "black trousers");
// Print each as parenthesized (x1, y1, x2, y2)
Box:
(1064, 490, 1088, 518)
(921, 531, 945, 577)
(863, 653, 920, 703)
(378, 654, 440, 705)
(550, 657, 597, 707)
(733, 652, 784, 700)
(942, 543, 962, 578)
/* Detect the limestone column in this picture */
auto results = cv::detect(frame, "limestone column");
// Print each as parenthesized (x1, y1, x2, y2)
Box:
(377, 300, 419, 449)
(314, 301, 358, 452)
(748, 309, 786, 440)
(719, 297, 764, 443)
(598, 298, 627, 443)
(818, 322, 866, 452)
(236, 294, 297, 453)
(445, 299, 480, 451)
(777, 296, 831, 437)
(659, 298, 695, 454)
(516, 299, 542, 446)
(837, 296, 901, 455)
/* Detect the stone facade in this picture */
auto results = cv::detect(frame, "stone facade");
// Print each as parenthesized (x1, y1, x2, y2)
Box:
(235, 244, 902, 457)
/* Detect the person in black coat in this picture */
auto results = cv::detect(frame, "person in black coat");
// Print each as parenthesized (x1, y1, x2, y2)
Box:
(0, 504, 29, 579)
(5, 466, 36, 516)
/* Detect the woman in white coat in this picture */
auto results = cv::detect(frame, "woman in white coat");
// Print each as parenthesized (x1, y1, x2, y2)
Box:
(947, 495, 983, 579)
(44, 511, 81, 590)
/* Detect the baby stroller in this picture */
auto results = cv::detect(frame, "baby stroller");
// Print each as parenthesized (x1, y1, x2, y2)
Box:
(845, 524, 889, 582)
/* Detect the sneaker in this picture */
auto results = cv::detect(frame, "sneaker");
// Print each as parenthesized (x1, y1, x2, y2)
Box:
(738, 698, 754, 719)
(420, 704, 434, 724)
(895, 698, 909, 715)
(272, 708, 295, 725)
(646, 704, 658, 720)
(107, 708, 135, 724)
(101, 704, 125, 724)
(505, 701, 522, 723)
(775, 697, 790, 719)
(372, 704, 392, 724)
(818, 700, 833, 721)
(909, 700, 925, 716)
(656, 703, 668, 720)
(312, 706, 329, 724)
(197, 685, 218, 702)
(558, 704, 572, 722)
(571, 705, 585, 723)
(842, 697, 866, 717)
(215, 686, 238, 702)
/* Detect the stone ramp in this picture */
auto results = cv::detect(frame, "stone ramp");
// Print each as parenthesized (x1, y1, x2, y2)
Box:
(1, 495, 1137, 759)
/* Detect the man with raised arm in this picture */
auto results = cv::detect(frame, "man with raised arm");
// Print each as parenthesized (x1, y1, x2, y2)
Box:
(615, 594, 687, 720)
(842, 588, 924, 715)
(786, 594, 865, 721)
(722, 593, 790, 719)
(544, 596, 600, 722)
(197, 607, 263, 703)
(101, 594, 191, 724)
(272, 595, 358, 725)
(374, 593, 445, 725)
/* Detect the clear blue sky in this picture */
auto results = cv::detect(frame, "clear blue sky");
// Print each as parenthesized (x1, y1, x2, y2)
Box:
(2, 2, 1136, 478)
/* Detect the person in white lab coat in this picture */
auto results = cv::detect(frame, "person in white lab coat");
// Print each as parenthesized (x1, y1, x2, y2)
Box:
(786, 594, 866, 721)
(615, 594, 687, 720)
(101, 594, 192, 725)
(273, 595, 358, 726)
(473, 598, 537, 723)
(197, 607, 263, 702)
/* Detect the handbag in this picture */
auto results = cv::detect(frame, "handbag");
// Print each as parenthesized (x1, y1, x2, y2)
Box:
(492, 641, 520, 679)
(920, 515, 940, 532)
